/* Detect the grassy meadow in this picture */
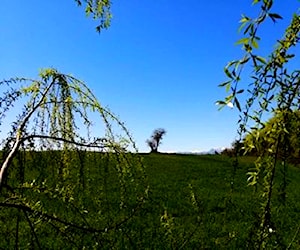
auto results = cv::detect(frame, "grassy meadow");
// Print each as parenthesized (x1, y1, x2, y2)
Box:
(1, 152, 300, 249)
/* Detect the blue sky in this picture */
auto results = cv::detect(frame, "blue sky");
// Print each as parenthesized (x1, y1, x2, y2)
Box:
(1, 0, 299, 152)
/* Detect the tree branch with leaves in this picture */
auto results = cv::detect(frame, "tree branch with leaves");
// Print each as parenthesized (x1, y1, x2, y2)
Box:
(219, 0, 300, 248)
(0, 69, 148, 248)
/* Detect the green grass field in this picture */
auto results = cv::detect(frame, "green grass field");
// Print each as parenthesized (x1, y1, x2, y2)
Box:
(1, 152, 300, 249)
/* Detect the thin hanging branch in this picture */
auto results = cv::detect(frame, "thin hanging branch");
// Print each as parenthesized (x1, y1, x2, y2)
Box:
(0, 79, 55, 189)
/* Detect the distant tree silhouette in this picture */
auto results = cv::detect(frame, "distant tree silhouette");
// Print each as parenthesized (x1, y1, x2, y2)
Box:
(146, 128, 166, 153)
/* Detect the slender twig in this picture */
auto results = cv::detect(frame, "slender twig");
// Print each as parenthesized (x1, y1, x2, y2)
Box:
(23, 210, 42, 250)
(287, 223, 300, 250)
(22, 134, 108, 149)
(0, 195, 145, 234)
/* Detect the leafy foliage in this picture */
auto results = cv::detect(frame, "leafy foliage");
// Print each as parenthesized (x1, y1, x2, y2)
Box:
(74, 0, 112, 32)
(0, 69, 148, 248)
(244, 109, 300, 161)
(219, 0, 300, 247)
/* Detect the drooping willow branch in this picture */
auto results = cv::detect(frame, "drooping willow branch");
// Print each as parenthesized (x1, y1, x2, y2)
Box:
(219, 1, 300, 248)
(0, 68, 148, 248)
(0, 79, 55, 189)
(0, 68, 143, 187)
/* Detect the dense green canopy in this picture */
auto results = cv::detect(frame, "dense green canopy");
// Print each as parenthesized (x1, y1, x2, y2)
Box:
(243, 109, 300, 162)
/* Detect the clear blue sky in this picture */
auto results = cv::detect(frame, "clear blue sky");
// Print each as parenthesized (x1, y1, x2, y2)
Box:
(0, 0, 298, 152)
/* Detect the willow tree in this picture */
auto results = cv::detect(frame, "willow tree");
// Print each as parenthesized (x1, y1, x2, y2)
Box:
(0, 69, 148, 248)
(218, 0, 300, 248)
(0, 1, 149, 248)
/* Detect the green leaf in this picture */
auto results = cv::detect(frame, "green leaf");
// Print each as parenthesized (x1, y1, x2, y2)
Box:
(252, 0, 260, 4)
(238, 21, 248, 33)
(256, 56, 266, 64)
(226, 83, 231, 92)
(215, 100, 226, 105)
(234, 97, 242, 112)
(218, 80, 231, 87)
(251, 39, 259, 49)
(239, 15, 250, 23)
(224, 68, 233, 79)
(235, 37, 249, 45)
(269, 13, 283, 22)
